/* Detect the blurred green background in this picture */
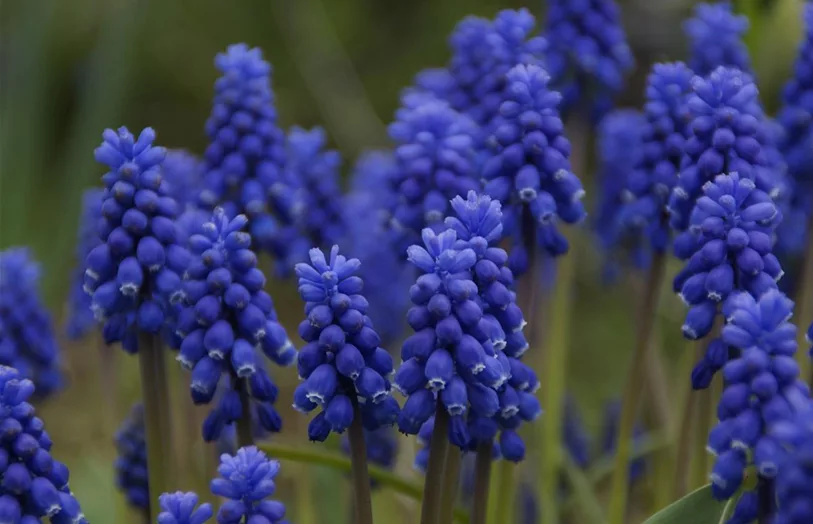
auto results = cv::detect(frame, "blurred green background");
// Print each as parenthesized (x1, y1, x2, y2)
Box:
(0, 0, 805, 522)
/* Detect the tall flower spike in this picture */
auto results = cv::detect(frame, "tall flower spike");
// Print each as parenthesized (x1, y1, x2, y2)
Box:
(198, 44, 301, 274)
(176, 208, 295, 442)
(684, 2, 752, 78)
(293, 245, 399, 441)
(0, 366, 87, 522)
(210, 446, 286, 523)
(414, 9, 546, 127)
(66, 188, 104, 339)
(483, 63, 586, 274)
(157, 492, 213, 524)
(708, 290, 809, 511)
(772, 402, 813, 524)
(388, 98, 479, 251)
(593, 109, 648, 280)
(445, 191, 539, 460)
(0, 248, 63, 396)
(115, 404, 148, 511)
(84, 126, 187, 353)
(284, 126, 345, 251)
(542, 0, 635, 121)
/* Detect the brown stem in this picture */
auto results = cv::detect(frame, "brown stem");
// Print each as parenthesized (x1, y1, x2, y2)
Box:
(348, 404, 374, 524)
(420, 404, 450, 524)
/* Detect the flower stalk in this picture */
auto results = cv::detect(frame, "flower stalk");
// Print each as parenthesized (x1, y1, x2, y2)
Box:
(236, 377, 254, 448)
(420, 405, 450, 524)
(793, 218, 813, 383)
(472, 442, 493, 524)
(347, 403, 374, 524)
(439, 447, 462, 524)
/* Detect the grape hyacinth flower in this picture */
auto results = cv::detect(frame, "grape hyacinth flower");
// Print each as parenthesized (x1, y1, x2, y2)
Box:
(163, 150, 204, 213)
(66, 188, 104, 340)
(0, 366, 87, 522)
(707, 290, 809, 516)
(772, 401, 813, 524)
(684, 2, 752, 78)
(293, 245, 399, 440)
(157, 492, 214, 524)
(114, 403, 148, 511)
(483, 63, 586, 273)
(0, 248, 63, 397)
(211, 446, 286, 523)
(388, 97, 480, 252)
(542, 0, 634, 121)
(284, 126, 344, 250)
(198, 44, 301, 274)
(176, 208, 295, 443)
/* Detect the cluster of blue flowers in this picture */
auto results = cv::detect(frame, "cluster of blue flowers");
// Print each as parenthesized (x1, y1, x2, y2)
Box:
(114, 403, 148, 510)
(0, 366, 86, 522)
(175, 208, 294, 441)
(0, 248, 63, 397)
(163, 150, 204, 213)
(684, 2, 752, 78)
(543, 0, 634, 121)
(293, 246, 398, 441)
(772, 403, 813, 524)
(66, 189, 104, 340)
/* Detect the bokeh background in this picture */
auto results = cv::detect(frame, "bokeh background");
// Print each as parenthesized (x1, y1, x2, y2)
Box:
(0, 0, 805, 522)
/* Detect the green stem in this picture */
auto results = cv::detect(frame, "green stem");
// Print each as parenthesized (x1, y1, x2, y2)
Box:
(472, 442, 493, 524)
(488, 459, 517, 524)
(607, 252, 666, 524)
(439, 447, 462, 524)
(561, 452, 606, 524)
(673, 341, 702, 498)
(236, 378, 254, 448)
(255, 442, 470, 522)
(793, 217, 813, 383)
(348, 405, 374, 524)
(421, 405, 450, 524)
(137, 332, 173, 519)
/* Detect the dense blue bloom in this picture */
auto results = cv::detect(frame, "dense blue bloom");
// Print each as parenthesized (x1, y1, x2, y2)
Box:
(163, 150, 204, 212)
(388, 98, 480, 250)
(618, 62, 694, 254)
(593, 109, 647, 278)
(158, 492, 214, 524)
(668, 67, 773, 232)
(674, 172, 781, 343)
(84, 126, 187, 353)
(293, 246, 398, 440)
(543, 0, 634, 121)
(198, 44, 301, 273)
(66, 189, 104, 339)
(114, 403, 148, 510)
(483, 64, 586, 272)
(684, 2, 752, 78)
(176, 208, 295, 442)
(415, 9, 546, 127)
(708, 290, 809, 506)
(211, 446, 286, 523)
(772, 402, 813, 524)
(0, 366, 87, 522)
(0, 248, 63, 396)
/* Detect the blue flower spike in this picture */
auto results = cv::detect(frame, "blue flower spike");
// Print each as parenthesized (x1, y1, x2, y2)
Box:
(210, 446, 286, 524)
(684, 2, 752, 78)
(157, 492, 214, 524)
(115, 403, 149, 511)
(66, 189, 104, 340)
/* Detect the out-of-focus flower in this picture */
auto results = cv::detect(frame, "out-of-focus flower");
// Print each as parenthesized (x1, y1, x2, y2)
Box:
(114, 403, 148, 511)
(772, 400, 813, 524)
(684, 2, 752, 78)
(210, 446, 286, 523)
(66, 188, 104, 340)
(163, 150, 204, 212)
(157, 492, 213, 524)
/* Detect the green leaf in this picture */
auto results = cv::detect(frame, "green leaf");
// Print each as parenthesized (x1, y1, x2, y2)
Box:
(643, 485, 726, 524)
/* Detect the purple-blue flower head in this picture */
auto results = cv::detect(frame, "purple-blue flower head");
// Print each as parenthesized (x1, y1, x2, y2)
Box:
(483, 63, 586, 269)
(176, 208, 295, 442)
(684, 2, 752, 78)
(543, 0, 634, 121)
(708, 290, 808, 504)
(67, 189, 104, 340)
(114, 403, 148, 510)
(388, 98, 479, 250)
(84, 126, 187, 353)
(0, 366, 87, 522)
(293, 246, 398, 440)
(771, 402, 813, 524)
(210, 446, 286, 523)
(158, 492, 213, 524)
(0, 248, 63, 397)
(673, 172, 781, 342)
(199, 44, 301, 272)
(163, 150, 204, 212)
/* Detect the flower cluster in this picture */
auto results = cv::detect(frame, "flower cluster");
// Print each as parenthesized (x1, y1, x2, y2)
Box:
(483, 63, 586, 273)
(157, 492, 214, 524)
(0, 366, 86, 522)
(772, 404, 813, 524)
(618, 61, 694, 253)
(415, 9, 546, 127)
(708, 290, 809, 511)
(114, 403, 148, 510)
(84, 126, 187, 353)
(674, 172, 781, 343)
(210, 446, 286, 523)
(684, 2, 752, 78)
(293, 246, 399, 441)
(285, 126, 344, 250)
(163, 150, 204, 212)
(198, 44, 300, 271)
(388, 97, 479, 250)
(0, 248, 63, 397)
(542, 0, 634, 121)
(66, 189, 104, 340)
(176, 208, 295, 441)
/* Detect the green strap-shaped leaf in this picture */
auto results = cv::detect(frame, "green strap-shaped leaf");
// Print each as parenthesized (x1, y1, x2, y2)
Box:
(643, 485, 726, 524)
